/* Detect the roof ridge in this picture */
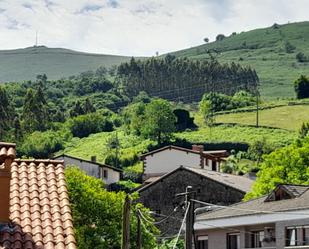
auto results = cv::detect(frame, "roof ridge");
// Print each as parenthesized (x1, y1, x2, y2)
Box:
(14, 159, 64, 164)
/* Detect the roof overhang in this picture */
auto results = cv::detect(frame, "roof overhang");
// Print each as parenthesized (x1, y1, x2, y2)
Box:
(195, 209, 309, 231)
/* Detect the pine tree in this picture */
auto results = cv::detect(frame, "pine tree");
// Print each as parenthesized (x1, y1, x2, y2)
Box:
(0, 87, 14, 139)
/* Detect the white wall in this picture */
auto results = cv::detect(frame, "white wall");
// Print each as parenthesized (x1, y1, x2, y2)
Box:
(56, 156, 120, 184)
(144, 149, 207, 175)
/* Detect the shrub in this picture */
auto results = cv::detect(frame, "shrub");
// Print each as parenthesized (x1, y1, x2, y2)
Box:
(296, 52, 308, 62)
(294, 75, 309, 99)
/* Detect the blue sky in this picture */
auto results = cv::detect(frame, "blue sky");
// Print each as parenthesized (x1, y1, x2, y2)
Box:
(0, 0, 308, 56)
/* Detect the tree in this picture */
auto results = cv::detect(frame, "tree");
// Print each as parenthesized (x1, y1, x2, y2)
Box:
(296, 52, 308, 63)
(299, 122, 309, 139)
(83, 98, 96, 114)
(216, 34, 226, 41)
(22, 88, 48, 133)
(245, 137, 309, 200)
(106, 132, 121, 168)
(199, 97, 214, 127)
(285, 41, 296, 53)
(203, 37, 209, 43)
(141, 99, 176, 144)
(0, 87, 14, 139)
(294, 75, 309, 99)
(65, 167, 158, 249)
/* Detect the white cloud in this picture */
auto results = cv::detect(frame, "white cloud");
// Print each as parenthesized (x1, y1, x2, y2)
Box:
(0, 0, 308, 56)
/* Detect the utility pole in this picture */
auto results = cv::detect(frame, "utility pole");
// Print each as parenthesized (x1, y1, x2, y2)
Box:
(121, 195, 131, 249)
(136, 210, 142, 249)
(176, 186, 195, 249)
(256, 89, 259, 128)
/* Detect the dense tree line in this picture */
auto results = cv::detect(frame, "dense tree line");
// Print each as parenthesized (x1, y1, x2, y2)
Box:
(117, 56, 259, 102)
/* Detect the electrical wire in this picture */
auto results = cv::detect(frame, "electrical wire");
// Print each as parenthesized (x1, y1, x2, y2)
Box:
(173, 202, 190, 249)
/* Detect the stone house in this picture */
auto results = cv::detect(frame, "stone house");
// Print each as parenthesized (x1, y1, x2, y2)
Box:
(137, 166, 253, 236)
(0, 142, 76, 248)
(140, 145, 229, 179)
(53, 154, 122, 185)
(195, 184, 309, 249)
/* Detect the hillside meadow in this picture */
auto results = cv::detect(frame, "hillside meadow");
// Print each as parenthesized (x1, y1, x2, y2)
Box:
(172, 21, 309, 99)
(215, 105, 309, 131)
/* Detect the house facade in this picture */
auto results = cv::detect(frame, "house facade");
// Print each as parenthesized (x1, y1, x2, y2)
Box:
(138, 166, 253, 236)
(0, 142, 76, 248)
(53, 154, 122, 185)
(140, 145, 229, 179)
(195, 184, 309, 249)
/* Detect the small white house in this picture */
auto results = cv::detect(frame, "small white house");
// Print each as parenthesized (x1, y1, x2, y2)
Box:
(140, 145, 228, 179)
(53, 154, 122, 185)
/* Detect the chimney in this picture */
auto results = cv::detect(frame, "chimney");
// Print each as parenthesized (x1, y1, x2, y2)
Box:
(0, 142, 16, 223)
(91, 156, 97, 163)
(192, 144, 204, 153)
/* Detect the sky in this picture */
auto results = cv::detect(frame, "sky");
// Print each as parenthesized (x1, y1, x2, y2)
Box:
(0, 0, 308, 56)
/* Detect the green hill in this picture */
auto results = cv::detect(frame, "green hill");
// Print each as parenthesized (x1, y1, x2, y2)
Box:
(171, 21, 309, 99)
(0, 46, 131, 82)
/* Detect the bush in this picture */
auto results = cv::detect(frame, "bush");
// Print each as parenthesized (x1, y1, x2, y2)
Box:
(296, 52, 308, 63)
(294, 75, 309, 99)
(68, 112, 113, 138)
(285, 41, 296, 53)
(20, 130, 65, 158)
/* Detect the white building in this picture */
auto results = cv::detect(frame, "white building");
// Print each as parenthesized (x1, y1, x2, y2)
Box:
(53, 154, 122, 185)
(140, 145, 228, 179)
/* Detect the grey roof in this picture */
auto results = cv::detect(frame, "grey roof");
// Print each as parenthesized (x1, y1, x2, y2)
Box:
(138, 166, 254, 193)
(185, 167, 253, 193)
(53, 154, 123, 172)
(196, 184, 309, 221)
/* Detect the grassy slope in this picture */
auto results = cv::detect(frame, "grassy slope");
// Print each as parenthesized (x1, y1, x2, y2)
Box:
(216, 105, 309, 131)
(0, 46, 131, 82)
(172, 21, 309, 99)
(59, 131, 154, 164)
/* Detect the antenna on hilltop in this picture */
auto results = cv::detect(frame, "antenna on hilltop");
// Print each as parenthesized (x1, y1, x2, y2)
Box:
(35, 30, 38, 47)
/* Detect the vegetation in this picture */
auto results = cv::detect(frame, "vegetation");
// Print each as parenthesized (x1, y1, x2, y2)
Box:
(118, 57, 258, 102)
(65, 167, 158, 249)
(0, 46, 130, 82)
(216, 104, 309, 131)
(294, 75, 309, 99)
(172, 21, 309, 99)
(245, 136, 309, 200)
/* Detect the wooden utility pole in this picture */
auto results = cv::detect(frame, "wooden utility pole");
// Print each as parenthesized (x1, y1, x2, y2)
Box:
(136, 211, 142, 249)
(256, 89, 259, 128)
(121, 195, 131, 249)
(185, 187, 195, 249)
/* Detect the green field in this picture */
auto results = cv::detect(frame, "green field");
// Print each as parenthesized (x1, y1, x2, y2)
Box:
(172, 21, 309, 99)
(176, 125, 296, 148)
(216, 105, 309, 131)
(0, 46, 131, 82)
(60, 131, 154, 164)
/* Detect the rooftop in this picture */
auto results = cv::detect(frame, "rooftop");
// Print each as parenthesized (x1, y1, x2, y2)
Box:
(138, 166, 254, 193)
(196, 184, 309, 221)
(0, 143, 76, 249)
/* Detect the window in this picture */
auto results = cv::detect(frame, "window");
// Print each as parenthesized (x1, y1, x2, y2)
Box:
(251, 231, 264, 248)
(286, 228, 297, 246)
(103, 169, 108, 179)
(227, 233, 240, 249)
(211, 160, 216, 171)
(197, 236, 208, 249)
(304, 227, 309, 245)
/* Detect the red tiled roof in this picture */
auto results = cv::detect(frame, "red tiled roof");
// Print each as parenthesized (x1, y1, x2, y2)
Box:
(0, 159, 76, 249)
(0, 143, 16, 163)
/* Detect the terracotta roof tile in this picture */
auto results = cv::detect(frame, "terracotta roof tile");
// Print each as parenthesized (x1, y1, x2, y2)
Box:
(0, 158, 77, 249)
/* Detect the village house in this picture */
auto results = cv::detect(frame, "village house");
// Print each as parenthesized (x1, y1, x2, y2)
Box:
(138, 166, 254, 236)
(53, 154, 122, 185)
(0, 142, 76, 248)
(194, 184, 309, 249)
(140, 145, 229, 179)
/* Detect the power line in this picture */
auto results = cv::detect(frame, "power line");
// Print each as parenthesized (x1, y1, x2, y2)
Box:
(173, 202, 190, 249)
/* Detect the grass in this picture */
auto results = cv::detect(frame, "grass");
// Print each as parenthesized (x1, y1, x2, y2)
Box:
(216, 105, 309, 131)
(176, 125, 296, 148)
(172, 21, 309, 100)
(0, 46, 131, 82)
(59, 130, 154, 164)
